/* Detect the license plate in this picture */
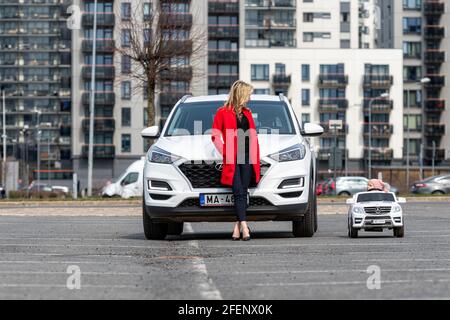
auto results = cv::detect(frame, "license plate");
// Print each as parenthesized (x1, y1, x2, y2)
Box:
(199, 193, 248, 207)
(372, 220, 385, 225)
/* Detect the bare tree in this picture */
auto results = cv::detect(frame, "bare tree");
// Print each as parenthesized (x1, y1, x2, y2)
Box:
(115, 0, 206, 128)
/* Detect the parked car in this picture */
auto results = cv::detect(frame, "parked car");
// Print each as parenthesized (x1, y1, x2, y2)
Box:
(321, 178, 335, 195)
(141, 94, 324, 240)
(411, 174, 450, 195)
(316, 181, 325, 196)
(101, 157, 145, 199)
(347, 191, 406, 238)
(325, 176, 398, 196)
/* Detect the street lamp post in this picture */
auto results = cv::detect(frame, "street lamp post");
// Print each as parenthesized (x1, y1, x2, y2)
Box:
(34, 108, 41, 193)
(87, 0, 99, 197)
(368, 93, 389, 179)
(406, 77, 430, 191)
(1, 87, 6, 189)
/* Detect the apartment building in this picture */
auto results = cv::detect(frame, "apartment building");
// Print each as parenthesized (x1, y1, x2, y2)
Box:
(71, 0, 207, 187)
(208, 0, 240, 95)
(378, 0, 449, 164)
(240, 0, 404, 172)
(0, 0, 72, 184)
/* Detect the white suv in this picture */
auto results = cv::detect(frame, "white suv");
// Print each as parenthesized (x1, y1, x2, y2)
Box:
(347, 191, 406, 238)
(141, 94, 323, 240)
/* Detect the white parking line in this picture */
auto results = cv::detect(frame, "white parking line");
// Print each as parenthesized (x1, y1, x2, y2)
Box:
(351, 258, 450, 262)
(0, 271, 146, 276)
(185, 223, 222, 300)
(230, 267, 450, 275)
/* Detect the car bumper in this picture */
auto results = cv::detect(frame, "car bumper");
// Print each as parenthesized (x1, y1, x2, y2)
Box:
(143, 157, 311, 222)
(351, 214, 403, 230)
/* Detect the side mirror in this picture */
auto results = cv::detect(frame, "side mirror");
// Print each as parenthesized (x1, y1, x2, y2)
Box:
(346, 198, 354, 205)
(141, 126, 160, 138)
(397, 197, 406, 203)
(302, 123, 324, 137)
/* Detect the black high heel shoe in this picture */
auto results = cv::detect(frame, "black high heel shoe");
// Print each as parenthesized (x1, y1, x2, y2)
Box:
(242, 227, 251, 241)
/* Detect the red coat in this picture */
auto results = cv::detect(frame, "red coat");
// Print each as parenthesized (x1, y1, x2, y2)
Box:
(211, 106, 261, 186)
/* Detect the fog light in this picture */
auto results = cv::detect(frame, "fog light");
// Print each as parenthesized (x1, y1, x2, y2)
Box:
(278, 177, 304, 189)
(148, 180, 172, 191)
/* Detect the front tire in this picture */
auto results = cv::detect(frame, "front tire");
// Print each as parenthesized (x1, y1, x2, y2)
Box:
(393, 226, 404, 238)
(143, 202, 168, 240)
(348, 218, 358, 238)
(293, 186, 315, 237)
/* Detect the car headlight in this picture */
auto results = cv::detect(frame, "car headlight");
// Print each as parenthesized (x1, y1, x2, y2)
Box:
(353, 207, 365, 214)
(392, 205, 402, 213)
(147, 146, 181, 164)
(269, 143, 306, 162)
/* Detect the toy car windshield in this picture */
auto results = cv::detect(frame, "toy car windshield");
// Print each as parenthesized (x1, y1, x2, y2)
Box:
(356, 192, 395, 203)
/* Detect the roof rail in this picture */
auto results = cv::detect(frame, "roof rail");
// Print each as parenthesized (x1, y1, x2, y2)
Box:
(180, 94, 192, 103)
(278, 93, 285, 101)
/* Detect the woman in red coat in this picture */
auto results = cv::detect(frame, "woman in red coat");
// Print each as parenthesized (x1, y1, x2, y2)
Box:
(211, 80, 261, 241)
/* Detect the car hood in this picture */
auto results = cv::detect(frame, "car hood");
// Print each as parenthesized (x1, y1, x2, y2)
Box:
(155, 134, 302, 161)
(356, 201, 396, 206)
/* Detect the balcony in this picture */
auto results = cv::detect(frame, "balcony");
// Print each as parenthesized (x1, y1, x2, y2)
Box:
(81, 92, 116, 106)
(159, 13, 193, 29)
(424, 123, 445, 136)
(208, 50, 239, 63)
(424, 75, 445, 87)
(81, 144, 115, 159)
(82, 66, 115, 80)
(245, 38, 296, 48)
(424, 148, 445, 161)
(425, 99, 445, 112)
(317, 148, 346, 161)
(208, 25, 239, 38)
(363, 123, 393, 138)
(160, 67, 193, 81)
(424, 26, 445, 39)
(318, 99, 348, 111)
(161, 40, 193, 54)
(424, 51, 445, 64)
(208, 74, 239, 88)
(363, 75, 393, 88)
(320, 123, 348, 137)
(159, 92, 191, 106)
(245, 0, 297, 9)
(81, 118, 115, 132)
(424, 2, 445, 15)
(82, 13, 115, 27)
(364, 148, 394, 160)
(318, 74, 348, 88)
(82, 39, 115, 53)
(272, 74, 291, 87)
(208, 1, 239, 13)
(363, 99, 394, 112)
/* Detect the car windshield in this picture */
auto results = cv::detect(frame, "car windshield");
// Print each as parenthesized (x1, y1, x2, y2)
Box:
(164, 100, 296, 136)
(357, 193, 395, 203)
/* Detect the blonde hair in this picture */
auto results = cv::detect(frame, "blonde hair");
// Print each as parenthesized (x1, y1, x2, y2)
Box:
(225, 80, 253, 114)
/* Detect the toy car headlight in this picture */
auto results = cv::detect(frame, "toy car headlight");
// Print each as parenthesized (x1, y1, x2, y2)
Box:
(392, 205, 401, 213)
(353, 207, 365, 214)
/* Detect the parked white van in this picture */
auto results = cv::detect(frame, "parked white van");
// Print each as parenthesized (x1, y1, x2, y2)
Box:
(101, 157, 144, 199)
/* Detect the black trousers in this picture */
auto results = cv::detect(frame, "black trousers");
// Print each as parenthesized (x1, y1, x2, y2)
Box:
(232, 164, 252, 222)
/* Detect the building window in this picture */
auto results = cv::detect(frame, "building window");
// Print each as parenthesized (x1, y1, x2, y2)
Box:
(402, 18, 421, 34)
(303, 13, 314, 22)
(301, 89, 310, 106)
(301, 114, 310, 127)
(121, 134, 131, 153)
(122, 29, 131, 47)
(122, 108, 131, 127)
(143, 2, 152, 19)
(121, 3, 131, 20)
(403, 138, 421, 155)
(403, 115, 422, 132)
(403, 42, 422, 58)
(403, 90, 422, 108)
(301, 64, 310, 81)
(254, 88, 270, 94)
(303, 32, 313, 42)
(340, 40, 350, 48)
(251, 64, 269, 81)
(403, 66, 422, 82)
(403, 0, 422, 10)
(121, 81, 131, 99)
(143, 108, 148, 127)
(121, 55, 131, 74)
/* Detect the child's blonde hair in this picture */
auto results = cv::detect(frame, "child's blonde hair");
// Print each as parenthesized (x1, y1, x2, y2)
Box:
(225, 80, 253, 114)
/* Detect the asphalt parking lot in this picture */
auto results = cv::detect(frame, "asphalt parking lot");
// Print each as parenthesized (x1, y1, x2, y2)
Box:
(0, 201, 449, 299)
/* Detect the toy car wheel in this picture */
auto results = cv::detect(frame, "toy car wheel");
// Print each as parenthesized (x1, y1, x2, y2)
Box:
(348, 219, 358, 238)
(393, 226, 404, 238)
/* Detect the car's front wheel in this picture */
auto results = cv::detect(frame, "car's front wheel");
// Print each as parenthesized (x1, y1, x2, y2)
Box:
(393, 226, 404, 238)
(292, 186, 315, 237)
(143, 202, 168, 240)
(167, 222, 184, 236)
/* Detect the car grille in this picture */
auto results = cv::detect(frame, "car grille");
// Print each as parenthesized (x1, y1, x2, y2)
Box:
(178, 160, 270, 188)
(179, 197, 273, 208)
(364, 206, 391, 214)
